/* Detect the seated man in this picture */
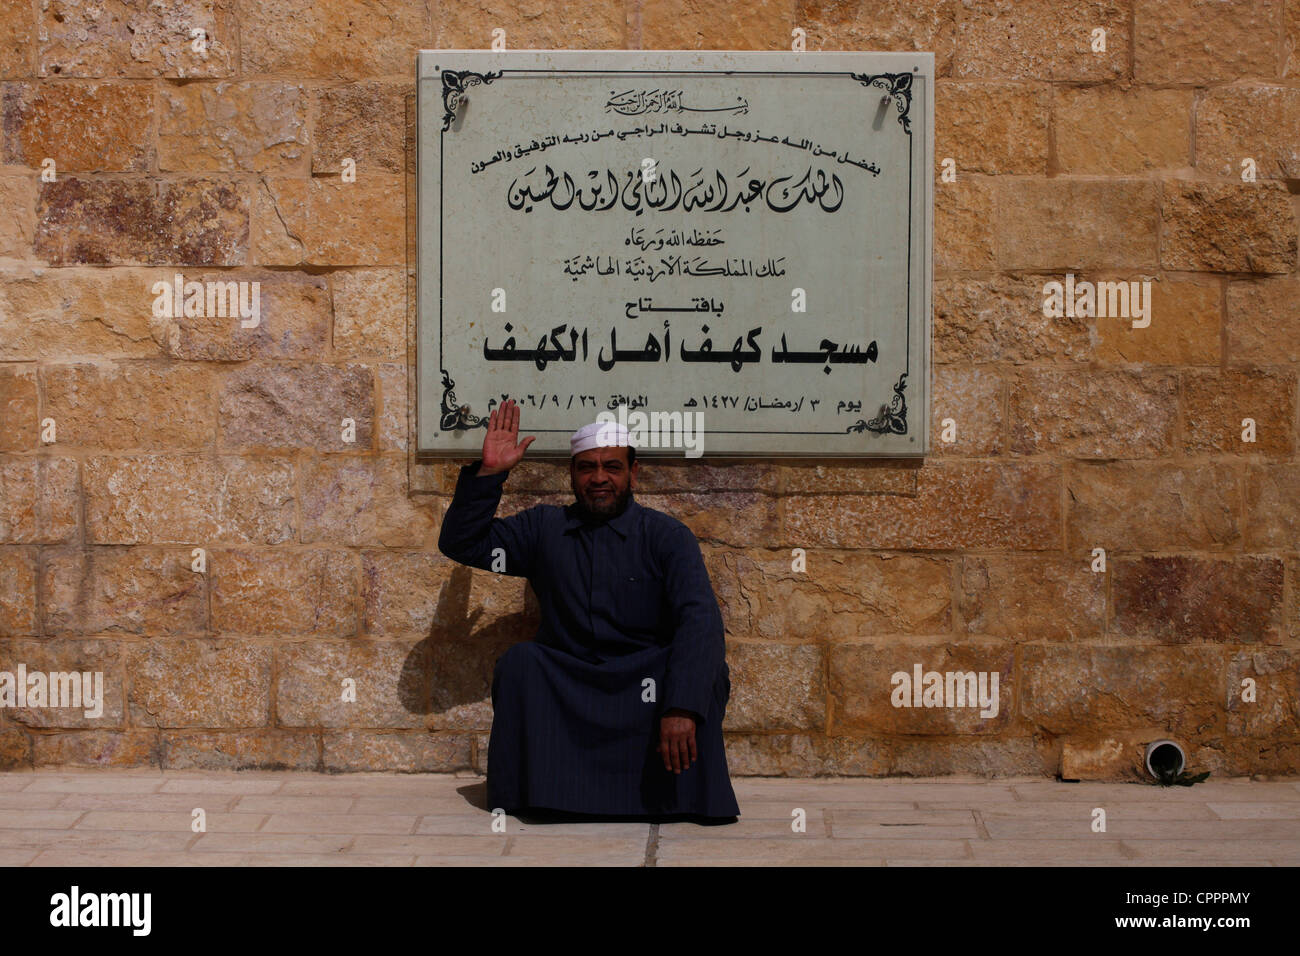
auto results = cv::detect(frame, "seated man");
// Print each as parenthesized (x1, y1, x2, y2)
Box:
(437, 398, 740, 822)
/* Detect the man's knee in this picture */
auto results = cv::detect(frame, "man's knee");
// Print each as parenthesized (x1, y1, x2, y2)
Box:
(493, 641, 542, 690)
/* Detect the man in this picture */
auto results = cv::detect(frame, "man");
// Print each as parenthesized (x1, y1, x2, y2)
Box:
(437, 397, 740, 822)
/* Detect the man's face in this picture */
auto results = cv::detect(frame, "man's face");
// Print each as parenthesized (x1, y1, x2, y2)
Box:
(570, 446, 637, 519)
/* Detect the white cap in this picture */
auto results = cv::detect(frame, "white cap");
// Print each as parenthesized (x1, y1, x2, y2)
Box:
(571, 420, 632, 456)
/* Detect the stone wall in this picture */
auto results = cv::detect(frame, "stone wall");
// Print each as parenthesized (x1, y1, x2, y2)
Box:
(1, 0, 1298, 779)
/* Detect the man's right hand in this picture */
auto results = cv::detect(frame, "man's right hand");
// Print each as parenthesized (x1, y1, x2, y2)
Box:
(479, 398, 536, 475)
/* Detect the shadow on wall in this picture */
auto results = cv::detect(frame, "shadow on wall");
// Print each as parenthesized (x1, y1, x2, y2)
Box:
(397, 564, 539, 716)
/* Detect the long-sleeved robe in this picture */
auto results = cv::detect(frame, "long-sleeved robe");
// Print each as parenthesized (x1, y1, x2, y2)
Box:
(437, 459, 740, 819)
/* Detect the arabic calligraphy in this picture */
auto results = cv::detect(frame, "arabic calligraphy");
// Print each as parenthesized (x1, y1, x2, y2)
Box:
(604, 89, 750, 115)
(470, 122, 881, 175)
(483, 320, 878, 374)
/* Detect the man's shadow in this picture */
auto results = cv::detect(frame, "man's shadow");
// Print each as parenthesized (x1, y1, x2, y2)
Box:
(397, 563, 535, 719)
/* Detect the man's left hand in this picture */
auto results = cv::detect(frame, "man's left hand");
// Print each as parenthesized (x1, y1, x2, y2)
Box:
(659, 708, 698, 774)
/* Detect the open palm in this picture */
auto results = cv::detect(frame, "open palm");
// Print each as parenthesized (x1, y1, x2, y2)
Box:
(481, 398, 536, 473)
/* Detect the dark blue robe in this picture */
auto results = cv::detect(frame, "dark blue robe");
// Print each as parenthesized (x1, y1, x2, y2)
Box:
(437, 460, 740, 819)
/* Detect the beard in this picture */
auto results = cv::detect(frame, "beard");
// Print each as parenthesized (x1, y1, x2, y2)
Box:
(575, 482, 632, 521)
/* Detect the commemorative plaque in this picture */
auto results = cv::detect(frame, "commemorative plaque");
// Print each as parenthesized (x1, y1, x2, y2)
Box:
(416, 50, 933, 457)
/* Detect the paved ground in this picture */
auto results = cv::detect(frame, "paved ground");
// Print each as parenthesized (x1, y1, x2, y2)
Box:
(1, 770, 1297, 866)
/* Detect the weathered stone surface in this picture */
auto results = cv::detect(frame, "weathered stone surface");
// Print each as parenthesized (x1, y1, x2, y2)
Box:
(159, 81, 308, 172)
(784, 461, 1061, 550)
(1197, 86, 1300, 180)
(935, 366, 1003, 455)
(241, 0, 429, 77)
(996, 179, 1160, 270)
(0, 638, 122, 727)
(0, 268, 164, 361)
(707, 549, 951, 640)
(1160, 180, 1297, 273)
(313, 82, 409, 175)
(955, 0, 1129, 80)
(2, 81, 154, 170)
(1020, 645, 1227, 735)
(362, 550, 450, 636)
(936, 82, 1048, 174)
(332, 269, 405, 359)
(43, 362, 217, 450)
(1290, 0, 1300, 78)
(149, 271, 329, 361)
(934, 275, 1091, 365)
(1093, 278, 1221, 366)
(639, 0, 784, 49)
(376, 363, 409, 453)
(1226, 649, 1300, 736)
(1226, 278, 1300, 364)
(0, 364, 38, 452)
(1182, 367, 1295, 457)
(35, 178, 248, 266)
(720, 733, 839, 775)
(885, 737, 1051, 776)
(796, 0, 957, 74)
(1007, 368, 1178, 458)
(0, 457, 79, 544)
(774, 461, 915, 495)
(630, 460, 778, 494)
(0, 0, 36, 78)
(42, 547, 207, 635)
(210, 549, 357, 636)
(217, 364, 375, 452)
(961, 556, 1105, 640)
(0, 728, 31, 769)
(1245, 464, 1300, 548)
(127, 640, 271, 728)
(32, 730, 160, 768)
(252, 177, 403, 266)
(0, 547, 36, 635)
(0, 175, 35, 256)
(1112, 555, 1284, 643)
(323, 732, 473, 772)
(1060, 736, 1144, 780)
(299, 457, 440, 547)
(636, 491, 778, 547)
(161, 731, 319, 770)
(1065, 461, 1240, 551)
(84, 455, 295, 545)
(723, 641, 826, 732)
(276, 641, 432, 729)
(1135, 0, 1280, 83)
(829, 643, 1016, 733)
(1054, 87, 1192, 173)
(38, 0, 237, 77)
(934, 175, 995, 271)
(275, 632, 499, 734)
(1291, 555, 1300, 641)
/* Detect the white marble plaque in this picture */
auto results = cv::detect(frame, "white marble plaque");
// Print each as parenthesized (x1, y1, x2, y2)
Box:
(417, 50, 933, 457)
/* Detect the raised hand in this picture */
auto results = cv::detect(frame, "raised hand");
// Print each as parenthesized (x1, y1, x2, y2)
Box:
(480, 398, 536, 475)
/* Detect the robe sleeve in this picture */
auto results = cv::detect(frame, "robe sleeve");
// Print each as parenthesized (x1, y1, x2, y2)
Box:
(437, 460, 540, 578)
(659, 523, 725, 724)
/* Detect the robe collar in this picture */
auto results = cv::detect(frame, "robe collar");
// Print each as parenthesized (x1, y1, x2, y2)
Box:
(563, 495, 641, 539)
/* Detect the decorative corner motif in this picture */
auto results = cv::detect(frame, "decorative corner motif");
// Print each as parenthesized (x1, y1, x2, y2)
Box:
(440, 370, 489, 431)
(441, 69, 503, 131)
(851, 72, 913, 134)
(847, 372, 908, 435)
